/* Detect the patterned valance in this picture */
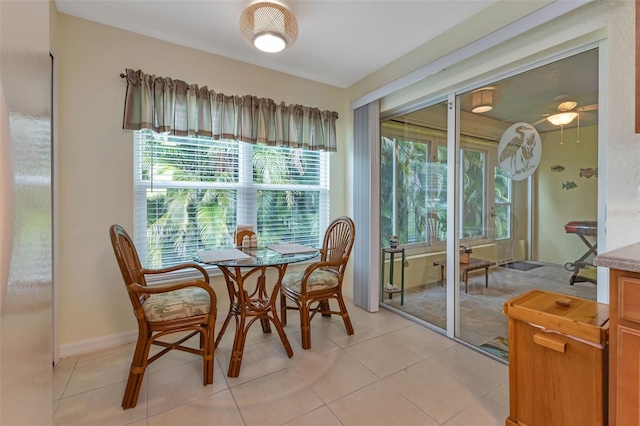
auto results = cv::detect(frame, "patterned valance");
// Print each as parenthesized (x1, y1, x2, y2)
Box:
(122, 69, 338, 151)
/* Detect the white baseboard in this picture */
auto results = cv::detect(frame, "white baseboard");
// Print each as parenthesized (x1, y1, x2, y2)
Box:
(59, 329, 138, 359)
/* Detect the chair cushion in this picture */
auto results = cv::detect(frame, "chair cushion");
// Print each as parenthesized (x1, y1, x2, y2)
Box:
(282, 269, 339, 294)
(142, 287, 211, 322)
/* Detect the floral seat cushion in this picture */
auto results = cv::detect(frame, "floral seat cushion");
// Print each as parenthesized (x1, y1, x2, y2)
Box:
(282, 269, 339, 293)
(142, 287, 211, 322)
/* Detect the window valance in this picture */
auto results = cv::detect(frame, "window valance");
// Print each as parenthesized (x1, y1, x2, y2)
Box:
(121, 69, 338, 151)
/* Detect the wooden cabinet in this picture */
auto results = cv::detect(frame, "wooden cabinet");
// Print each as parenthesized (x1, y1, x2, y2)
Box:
(608, 270, 640, 425)
(504, 290, 609, 426)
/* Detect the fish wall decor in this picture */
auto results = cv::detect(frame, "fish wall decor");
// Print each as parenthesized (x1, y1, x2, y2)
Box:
(579, 167, 598, 178)
(550, 165, 565, 172)
(562, 181, 578, 190)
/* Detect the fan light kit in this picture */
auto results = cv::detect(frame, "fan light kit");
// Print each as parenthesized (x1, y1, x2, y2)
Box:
(239, 1, 298, 53)
(557, 101, 577, 111)
(547, 112, 578, 126)
(544, 97, 581, 144)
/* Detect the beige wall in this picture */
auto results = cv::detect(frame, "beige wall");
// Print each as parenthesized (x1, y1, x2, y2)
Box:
(55, 13, 348, 349)
(344, 1, 554, 106)
(536, 125, 598, 263)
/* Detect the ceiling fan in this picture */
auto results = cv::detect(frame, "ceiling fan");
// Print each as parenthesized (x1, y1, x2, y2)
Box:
(532, 95, 598, 126)
(531, 95, 598, 144)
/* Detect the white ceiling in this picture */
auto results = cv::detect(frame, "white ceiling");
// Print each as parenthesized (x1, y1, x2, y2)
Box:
(55, 0, 500, 88)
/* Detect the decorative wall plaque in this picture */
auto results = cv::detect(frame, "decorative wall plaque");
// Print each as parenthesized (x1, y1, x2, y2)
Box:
(497, 122, 542, 181)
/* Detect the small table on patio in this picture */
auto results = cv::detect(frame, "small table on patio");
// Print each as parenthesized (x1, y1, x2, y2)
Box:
(433, 258, 497, 293)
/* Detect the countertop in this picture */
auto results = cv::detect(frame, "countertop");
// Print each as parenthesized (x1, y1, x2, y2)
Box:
(594, 242, 640, 273)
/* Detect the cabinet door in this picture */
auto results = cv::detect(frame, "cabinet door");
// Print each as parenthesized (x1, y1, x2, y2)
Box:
(619, 277, 640, 323)
(531, 331, 604, 425)
(618, 325, 640, 424)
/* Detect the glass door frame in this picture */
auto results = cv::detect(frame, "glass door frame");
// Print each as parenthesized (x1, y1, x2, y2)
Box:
(376, 41, 608, 340)
(443, 46, 607, 341)
(445, 92, 460, 339)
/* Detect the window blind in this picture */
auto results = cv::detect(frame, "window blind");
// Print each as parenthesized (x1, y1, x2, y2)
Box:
(134, 130, 329, 268)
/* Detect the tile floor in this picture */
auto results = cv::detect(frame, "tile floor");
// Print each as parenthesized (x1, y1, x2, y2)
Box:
(53, 297, 509, 426)
(383, 261, 597, 348)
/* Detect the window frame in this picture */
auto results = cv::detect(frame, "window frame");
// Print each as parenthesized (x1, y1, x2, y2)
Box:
(493, 165, 513, 241)
(133, 130, 330, 276)
(458, 144, 489, 242)
(380, 123, 447, 251)
(381, 121, 499, 252)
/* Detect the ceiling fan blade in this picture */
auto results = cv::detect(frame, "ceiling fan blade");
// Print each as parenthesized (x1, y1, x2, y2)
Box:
(577, 104, 598, 112)
(578, 111, 595, 121)
(499, 112, 549, 125)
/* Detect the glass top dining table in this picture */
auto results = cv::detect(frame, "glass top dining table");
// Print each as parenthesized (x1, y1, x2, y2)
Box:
(202, 246, 319, 377)
(210, 246, 320, 268)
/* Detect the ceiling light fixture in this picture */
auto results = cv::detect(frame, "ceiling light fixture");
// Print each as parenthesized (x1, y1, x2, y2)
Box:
(239, 1, 298, 53)
(557, 101, 577, 111)
(547, 112, 578, 126)
(547, 112, 578, 145)
(471, 88, 495, 113)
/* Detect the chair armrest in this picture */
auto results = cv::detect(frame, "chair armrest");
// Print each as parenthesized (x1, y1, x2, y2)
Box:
(128, 279, 217, 311)
(140, 262, 209, 283)
(303, 258, 345, 275)
(298, 258, 346, 293)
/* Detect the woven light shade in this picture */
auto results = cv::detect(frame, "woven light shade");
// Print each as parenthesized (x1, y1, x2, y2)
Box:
(471, 88, 494, 113)
(239, 1, 298, 53)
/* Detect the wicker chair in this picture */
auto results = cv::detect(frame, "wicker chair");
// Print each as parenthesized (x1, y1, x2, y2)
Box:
(109, 224, 217, 409)
(280, 216, 355, 349)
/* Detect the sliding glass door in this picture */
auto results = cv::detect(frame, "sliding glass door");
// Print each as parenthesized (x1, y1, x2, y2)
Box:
(379, 48, 599, 359)
(379, 101, 448, 329)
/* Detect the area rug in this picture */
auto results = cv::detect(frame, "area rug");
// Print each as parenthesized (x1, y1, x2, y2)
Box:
(501, 261, 543, 271)
(479, 336, 509, 361)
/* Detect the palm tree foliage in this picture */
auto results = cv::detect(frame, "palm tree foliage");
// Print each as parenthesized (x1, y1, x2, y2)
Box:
(493, 167, 511, 240)
(138, 132, 325, 268)
(380, 136, 430, 246)
(460, 149, 486, 238)
(380, 133, 491, 246)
